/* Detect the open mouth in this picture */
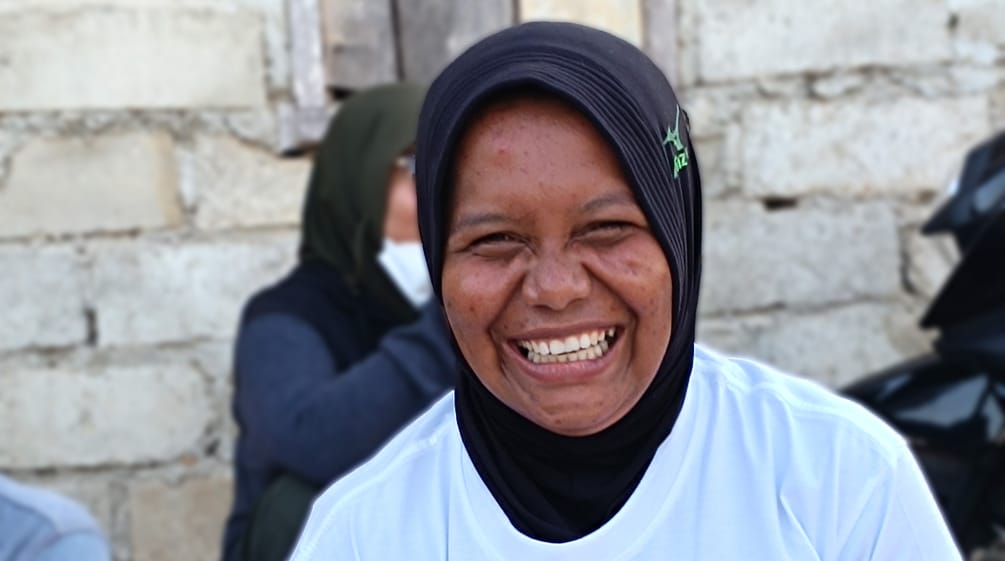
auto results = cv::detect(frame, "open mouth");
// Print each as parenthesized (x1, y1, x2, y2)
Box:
(514, 328, 620, 364)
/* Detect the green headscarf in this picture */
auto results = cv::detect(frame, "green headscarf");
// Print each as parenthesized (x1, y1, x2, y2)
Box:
(299, 83, 425, 323)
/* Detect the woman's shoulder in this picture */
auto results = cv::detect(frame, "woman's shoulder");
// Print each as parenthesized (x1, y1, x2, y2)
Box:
(690, 343, 907, 467)
(242, 262, 354, 320)
(290, 392, 460, 558)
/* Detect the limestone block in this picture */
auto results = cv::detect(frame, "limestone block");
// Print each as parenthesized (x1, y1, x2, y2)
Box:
(698, 302, 928, 387)
(950, 0, 1005, 63)
(321, 0, 397, 90)
(0, 245, 87, 352)
(236, 0, 292, 93)
(89, 236, 296, 346)
(129, 474, 233, 561)
(184, 341, 238, 461)
(520, 0, 643, 46)
(680, 84, 760, 139)
(810, 73, 868, 99)
(694, 135, 739, 199)
(642, 0, 679, 85)
(0, 132, 182, 238)
(0, 130, 13, 184)
(183, 135, 310, 231)
(395, 0, 513, 83)
(0, 6, 266, 110)
(992, 81, 1005, 131)
(695, 0, 951, 82)
(700, 201, 901, 314)
(0, 364, 211, 468)
(740, 97, 990, 198)
(906, 229, 959, 300)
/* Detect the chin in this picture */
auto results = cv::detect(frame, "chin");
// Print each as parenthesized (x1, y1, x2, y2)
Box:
(531, 402, 622, 437)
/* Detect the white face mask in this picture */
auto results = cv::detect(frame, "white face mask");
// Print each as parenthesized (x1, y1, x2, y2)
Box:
(376, 239, 433, 309)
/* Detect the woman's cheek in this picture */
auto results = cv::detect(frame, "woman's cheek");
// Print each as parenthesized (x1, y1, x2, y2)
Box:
(444, 260, 513, 323)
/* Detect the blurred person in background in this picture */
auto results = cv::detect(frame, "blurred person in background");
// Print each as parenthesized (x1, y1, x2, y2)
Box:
(0, 473, 110, 561)
(221, 83, 457, 561)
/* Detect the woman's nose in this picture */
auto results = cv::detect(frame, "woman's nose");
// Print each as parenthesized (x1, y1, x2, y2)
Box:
(521, 249, 590, 311)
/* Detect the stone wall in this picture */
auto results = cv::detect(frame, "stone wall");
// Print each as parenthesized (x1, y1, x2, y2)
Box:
(0, 1, 1002, 559)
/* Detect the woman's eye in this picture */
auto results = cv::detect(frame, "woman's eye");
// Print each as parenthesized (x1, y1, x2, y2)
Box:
(467, 232, 525, 258)
(583, 221, 635, 239)
(473, 232, 519, 246)
(594, 221, 631, 232)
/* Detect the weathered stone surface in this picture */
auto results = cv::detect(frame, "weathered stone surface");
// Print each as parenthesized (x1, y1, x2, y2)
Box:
(183, 341, 239, 462)
(695, 0, 951, 82)
(288, 0, 329, 110)
(887, 65, 1000, 98)
(694, 135, 739, 199)
(643, 0, 679, 85)
(906, 229, 959, 299)
(321, 0, 397, 90)
(395, 0, 513, 83)
(700, 201, 901, 314)
(1, 132, 182, 238)
(182, 135, 310, 230)
(520, 0, 643, 45)
(740, 97, 990, 198)
(992, 81, 1005, 131)
(950, 0, 1005, 63)
(810, 72, 868, 99)
(0, 245, 87, 352)
(236, 0, 292, 93)
(277, 103, 335, 154)
(129, 474, 233, 561)
(225, 110, 281, 150)
(0, 6, 266, 110)
(89, 236, 296, 346)
(698, 302, 929, 387)
(951, 0, 1005, 43)
(0, 364, 211, 468)
(680, 84, 758, 138)
(0, 130, 13, 184)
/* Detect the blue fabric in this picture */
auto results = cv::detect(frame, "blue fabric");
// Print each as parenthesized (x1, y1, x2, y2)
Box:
(222, 261, 457, 561)
(0, 475, 109, 561)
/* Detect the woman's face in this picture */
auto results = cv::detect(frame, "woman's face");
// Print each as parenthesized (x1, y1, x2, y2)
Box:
(383, 154, 421, 242)
(442, 97, 673, 436)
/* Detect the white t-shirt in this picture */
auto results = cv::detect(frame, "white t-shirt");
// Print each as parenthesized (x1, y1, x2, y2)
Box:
(289, 345, 962, 561)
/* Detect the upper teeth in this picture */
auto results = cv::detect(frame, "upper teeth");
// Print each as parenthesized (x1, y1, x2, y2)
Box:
(516, 328, 616, 364)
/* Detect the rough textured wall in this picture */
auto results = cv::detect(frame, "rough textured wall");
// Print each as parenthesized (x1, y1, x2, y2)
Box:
(0, 0, 1002, 560)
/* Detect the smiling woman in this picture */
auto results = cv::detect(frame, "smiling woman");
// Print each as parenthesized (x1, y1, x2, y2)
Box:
(288, 22, 963, 561)
(443, 95, 673, 438)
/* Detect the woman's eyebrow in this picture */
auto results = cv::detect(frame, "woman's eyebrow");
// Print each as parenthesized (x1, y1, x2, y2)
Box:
(450, 211, 510, 232)
(580, 193, 636, 213)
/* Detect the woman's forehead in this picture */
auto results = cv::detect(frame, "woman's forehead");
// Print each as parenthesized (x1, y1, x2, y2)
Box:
(447, 95, 644, 223)
(453, 95, 610, 173)
(463, 94, 586, 135)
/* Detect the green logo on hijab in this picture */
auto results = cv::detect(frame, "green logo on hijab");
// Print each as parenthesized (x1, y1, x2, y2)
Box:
(661, 106, 689, 178)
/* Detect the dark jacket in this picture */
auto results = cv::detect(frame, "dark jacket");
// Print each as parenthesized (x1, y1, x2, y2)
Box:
(221, 260, 456, 561)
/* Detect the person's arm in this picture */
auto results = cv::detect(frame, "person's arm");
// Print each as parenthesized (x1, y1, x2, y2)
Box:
(33, 531, 110, 561)
(235, 301, 457, 485)
(836, 445, 963, 561)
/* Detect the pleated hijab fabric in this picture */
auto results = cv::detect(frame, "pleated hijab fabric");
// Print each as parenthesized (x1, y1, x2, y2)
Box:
(415, 22, 703, 542)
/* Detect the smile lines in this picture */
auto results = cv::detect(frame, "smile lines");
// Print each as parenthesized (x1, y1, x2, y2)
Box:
(516, 328, 616, 364)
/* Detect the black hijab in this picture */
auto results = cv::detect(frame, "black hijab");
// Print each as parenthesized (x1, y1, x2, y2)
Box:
(415, 22, 702, 542)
